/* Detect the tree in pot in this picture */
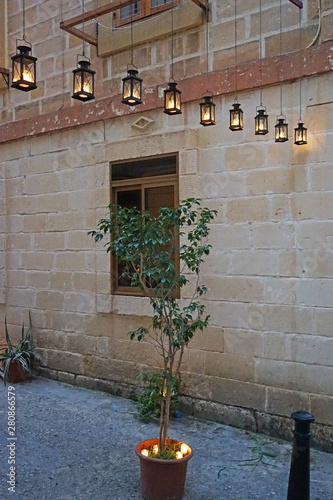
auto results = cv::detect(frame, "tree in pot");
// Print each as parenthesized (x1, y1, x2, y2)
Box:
(89, 198, 216, 500)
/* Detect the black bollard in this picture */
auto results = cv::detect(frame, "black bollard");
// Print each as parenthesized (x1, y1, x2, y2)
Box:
(287, 410, 315, 500)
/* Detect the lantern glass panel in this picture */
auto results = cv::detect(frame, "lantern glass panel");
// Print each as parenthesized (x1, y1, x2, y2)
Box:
(275, 119, 288, 142)
(164, 82, 181, 114)
(132, 79, 141, 101)
(200, 97, 216, 126)
(230, 104, 243, 130)
(294, 123, 307, 145)
(255, 110, 269, 135)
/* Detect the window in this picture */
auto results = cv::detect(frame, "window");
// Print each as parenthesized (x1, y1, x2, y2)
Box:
(115, 0, 180, 27)
(111, 154, 178, 295)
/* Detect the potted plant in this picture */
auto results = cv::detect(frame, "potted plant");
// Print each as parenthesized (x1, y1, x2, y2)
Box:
(89, 198, 216, 500)
(0, 314, 40, 385)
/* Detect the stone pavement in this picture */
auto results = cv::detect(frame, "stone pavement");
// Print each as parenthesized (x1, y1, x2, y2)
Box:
(0, 377, 332, 500)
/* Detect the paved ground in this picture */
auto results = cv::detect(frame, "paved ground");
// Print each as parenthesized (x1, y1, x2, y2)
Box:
(0, 377, 332, 500)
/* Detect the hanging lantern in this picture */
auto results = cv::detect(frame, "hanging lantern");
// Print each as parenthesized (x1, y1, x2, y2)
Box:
(121, 68, 142, 106)
(200, 95, 215, 126)
(275, 116, 289, 142)
(255, 106, 269, 135)
(11, 43, 37, 91)
(294, 120, 307, 145)
(164, 81, 182, 115)
(229, 102, 243, 131)
(72, 58, 95, 101)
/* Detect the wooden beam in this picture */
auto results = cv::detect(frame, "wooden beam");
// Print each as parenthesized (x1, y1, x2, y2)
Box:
(289, 0, 303, 8)
(62, 26, 98, 47)
(0, 67, 9, 87)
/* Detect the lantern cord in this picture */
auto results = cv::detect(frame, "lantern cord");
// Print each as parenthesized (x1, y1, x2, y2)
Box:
(130, 1, 134, 66)
(259, 0, 263, 107)
(299, 7, 302, 121)
(22, 0, 26, 40)
(170, 4, 174, 81)
(82, 0, 85, 57)
(279, 0, 283, 116)
(234, 0, 238, 101)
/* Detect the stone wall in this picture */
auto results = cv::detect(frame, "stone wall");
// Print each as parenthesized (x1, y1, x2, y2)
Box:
(0, 0, 333, 450)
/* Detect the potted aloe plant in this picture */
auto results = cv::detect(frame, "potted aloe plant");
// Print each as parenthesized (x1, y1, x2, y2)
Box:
(0, 314, 40, 385)
(89, 198, 216, 500)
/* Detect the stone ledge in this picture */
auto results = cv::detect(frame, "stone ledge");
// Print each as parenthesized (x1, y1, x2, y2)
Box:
(37, 369, 333, 453)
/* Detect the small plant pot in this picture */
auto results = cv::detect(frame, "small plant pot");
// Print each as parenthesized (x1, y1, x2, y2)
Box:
(7, 361, 31, 383)
(135, 438, 193, 500)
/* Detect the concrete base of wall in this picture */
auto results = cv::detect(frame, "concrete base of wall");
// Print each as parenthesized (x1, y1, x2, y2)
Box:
(38, 366, 333, 453)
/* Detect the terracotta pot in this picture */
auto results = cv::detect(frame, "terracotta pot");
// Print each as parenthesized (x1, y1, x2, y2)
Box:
(6, 361, 31, 383)
(135, 438, 193, 500)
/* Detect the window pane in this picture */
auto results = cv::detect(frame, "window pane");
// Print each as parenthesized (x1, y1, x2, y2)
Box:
(116, 189, 141, 287)
(151, 0, 173, 7)
(112, 155, 176, 181)
(117, 189, 141, 209)
(120, 1, 141, 19)
(145, 186, 174, 218)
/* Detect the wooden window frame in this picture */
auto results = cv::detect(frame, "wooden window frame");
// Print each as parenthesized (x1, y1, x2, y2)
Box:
(114, 0, 181, 28)
(110, 154, 179, 296)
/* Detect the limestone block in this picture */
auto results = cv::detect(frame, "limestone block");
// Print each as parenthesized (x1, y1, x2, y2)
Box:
(211, 377, 266, 411)
(211, 301, 249, 329)
(225, 143, 266, 171)
(310, 394, 333, 426)
(36, 290, 64, 311)
(296, 220, 333, 250)
(263, 277, 296, 305)
(315, 308, 333, 337)
(292, 192, 333, 220)
(263, 332, 292, 361)
(35, 330, 66, 351)
(179, 149, 198, 176)
(55, 252, 86, 271)
(49, 311, 85, 334)
(224, 328, 263, 357)
(248, 304, 314, 334)
(190, 326, 224, 353)
(226, 197, 270, 222)
(47, 349, 83, 375)
(37, 193, 69, 213)
(63, 291, 95, 314)
(295, 278, 333, 307)
(6, 287, 35, 308)
(265, 387, 310, 418)
(205, 352, 255, 382)
(290, 334, 333, 366)
(83, 355, 141, 384)
(230, 249, 276, 276)
(255, 358, 333, 396)
(23, 214, 49, 233)
(252, 222, 295, 249)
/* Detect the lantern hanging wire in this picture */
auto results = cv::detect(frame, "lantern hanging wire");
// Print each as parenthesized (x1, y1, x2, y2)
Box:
(200, 4, 215, 126)
(72, 0, 96, 101)
(11, 0, 37, 91)
(164, 4, 182, 114)
(121, 1, 143, 105)
(294, 6, 307, 145)
(254, 0, 269, 135)
(229, 0, 243, 131)
(275, 0, 288, 142)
